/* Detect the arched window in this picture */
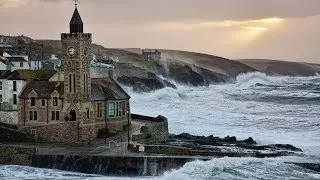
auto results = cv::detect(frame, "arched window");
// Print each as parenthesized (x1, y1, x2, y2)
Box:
(86, 108, 90, 119)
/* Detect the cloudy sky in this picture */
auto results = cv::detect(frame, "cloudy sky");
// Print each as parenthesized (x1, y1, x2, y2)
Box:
(1, 0, 320, 62)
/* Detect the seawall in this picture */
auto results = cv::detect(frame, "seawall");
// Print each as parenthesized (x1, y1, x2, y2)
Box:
(0, 146, 204, 176)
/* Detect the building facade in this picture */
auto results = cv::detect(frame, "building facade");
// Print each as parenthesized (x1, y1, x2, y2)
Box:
(142, 49, 161, 61)
(18, 5, 131, 143)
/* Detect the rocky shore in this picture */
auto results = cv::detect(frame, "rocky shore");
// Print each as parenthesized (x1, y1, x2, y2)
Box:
(129, 133, 303, 158)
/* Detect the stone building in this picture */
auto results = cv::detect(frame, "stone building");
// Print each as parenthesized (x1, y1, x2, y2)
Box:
(142, 49, 161, 61)
(18, 5, 131, 143)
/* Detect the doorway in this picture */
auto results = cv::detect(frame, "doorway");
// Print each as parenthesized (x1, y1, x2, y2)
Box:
(69, 109, 76, 121)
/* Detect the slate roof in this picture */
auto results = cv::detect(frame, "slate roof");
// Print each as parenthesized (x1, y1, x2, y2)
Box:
(91, 78, 130, 101)
(70, 8, 83, 33)
(6, 70, 57, 80)
(7, 57, 27, 62)
(0, 70, 11, 79)
(19, 81, 64, 99)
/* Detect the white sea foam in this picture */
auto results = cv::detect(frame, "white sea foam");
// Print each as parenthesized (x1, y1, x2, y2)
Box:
(1, 72, 320, 179)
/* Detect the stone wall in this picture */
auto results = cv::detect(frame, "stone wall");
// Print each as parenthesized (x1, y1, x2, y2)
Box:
(0, 146, 36, 166)
(19, 122, 108, 144)
(20, 122, 80, 143)
(145, 117, 169, 144)
(0, 111, 18, 125)
(132, 115, 169, 144)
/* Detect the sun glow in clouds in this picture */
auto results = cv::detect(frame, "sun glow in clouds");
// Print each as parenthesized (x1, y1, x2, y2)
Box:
(245, 27, 268, 31)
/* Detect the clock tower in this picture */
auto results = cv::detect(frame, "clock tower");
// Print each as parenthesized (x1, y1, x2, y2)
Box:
(61, 4, 93, 122)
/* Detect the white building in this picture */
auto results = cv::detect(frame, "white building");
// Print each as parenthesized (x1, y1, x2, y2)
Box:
(30, 60, 42, 70)
(6, 57, 29, 71)
(0, 69, 57, 111)
(0, 70, 23, 111)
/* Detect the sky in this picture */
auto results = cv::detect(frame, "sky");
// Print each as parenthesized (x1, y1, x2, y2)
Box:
(1, 0, 320, 63)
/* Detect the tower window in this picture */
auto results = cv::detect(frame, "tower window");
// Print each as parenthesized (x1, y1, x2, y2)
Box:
(69, 74, 72, 92)
(73, 74, 76, 93)
(41, 99, 45, 106)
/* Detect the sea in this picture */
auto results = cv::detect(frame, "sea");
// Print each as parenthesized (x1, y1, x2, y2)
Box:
(1, 72, 320, 180)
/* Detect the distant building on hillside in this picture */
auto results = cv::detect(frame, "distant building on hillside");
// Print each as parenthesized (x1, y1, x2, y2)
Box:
(142, 49, 161, 61)
(30, 59, 61, 70)
(6, 57, 29, 71)
(30, 59, 42, 70)
(0, 35, 17, 45)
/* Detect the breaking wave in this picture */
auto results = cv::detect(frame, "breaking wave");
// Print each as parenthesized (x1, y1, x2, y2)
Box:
(2, 72, 320, 180)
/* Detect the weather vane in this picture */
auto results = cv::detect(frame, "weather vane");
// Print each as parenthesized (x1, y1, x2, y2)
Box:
(74, 0, 79, 7)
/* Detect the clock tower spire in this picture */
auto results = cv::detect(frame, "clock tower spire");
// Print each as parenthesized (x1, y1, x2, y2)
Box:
(61, 2, 93, 123)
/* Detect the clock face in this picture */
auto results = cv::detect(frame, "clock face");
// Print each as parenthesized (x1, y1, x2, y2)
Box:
(67, 47, 76, 57)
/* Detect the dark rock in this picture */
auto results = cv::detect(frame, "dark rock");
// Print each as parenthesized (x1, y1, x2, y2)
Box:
(117, 76, 175, 92)
(289, 163, 320, 172)
(242, 137, 257, 144)
(272, 144, 303, 152)
(224, 136, 237, 143)
(167, 63, 206, 86)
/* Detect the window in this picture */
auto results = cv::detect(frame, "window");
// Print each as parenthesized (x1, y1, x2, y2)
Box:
(41, 100, 45, 106)
(97, 102, 102, 118)
(0, 81, 2, 90)
(53, 97, 58, 106)
(83, 74, 86, 93)
(31, 97, 36, 106)
(115, 102, 119, 116)
(108, 102, 115, 117)
(51, 111, 60, 121)
(13, 94, 17, 105)
(20, 62, 23, 67)
(116, 102, 123, 116)
(73, 74, 76, 93)
(0, 94, 2, 103)
(69, 74, 72, 92)
(86, 108, 90, 119)
(122, 101, 126, 115)
(13, 81, 17, 91)
(29, 111, 38, 121)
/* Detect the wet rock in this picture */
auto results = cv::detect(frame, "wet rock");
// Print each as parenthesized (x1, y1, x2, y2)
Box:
(117, 76, 176, 93)
(224, 136, 237, 143)
(242, 137, 256, 144)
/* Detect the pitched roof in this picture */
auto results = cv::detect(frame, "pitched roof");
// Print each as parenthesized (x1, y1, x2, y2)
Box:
(19, 81, 64, 99)
(6, 70, 57, 80)
(91, 78, 130, 100)
(19, 78, 130, 100)
(0, 70, 11, 79)
(7, 57, 27, 62)
(70, 8, 83, 33)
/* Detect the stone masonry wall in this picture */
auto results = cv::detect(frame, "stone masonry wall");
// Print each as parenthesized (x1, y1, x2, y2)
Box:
(145, 117, 169, 144)
(0, 111, 19, 125)
(20, 122, 79, 143)
(0, 146, 36, 166)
